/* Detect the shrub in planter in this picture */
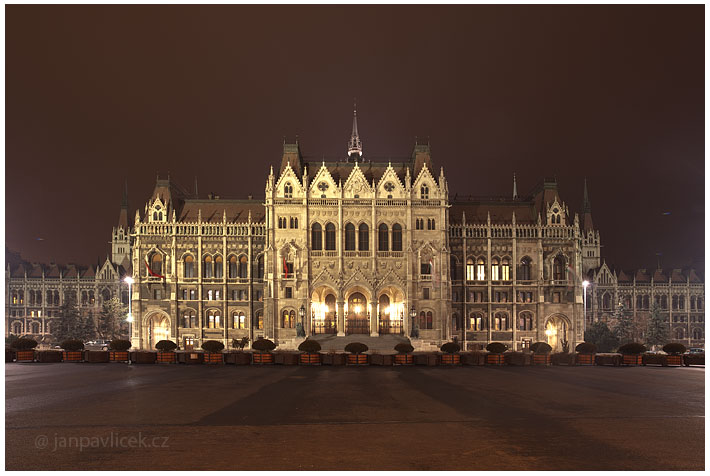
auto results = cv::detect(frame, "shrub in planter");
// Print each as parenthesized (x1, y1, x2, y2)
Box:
(252, 338, 276, 364)
(440, 342, 461, 365)
(298, 339, 322, 365)
(61, 339, 85, 362)
(486, 342, 507, 365)
(530, 342, 552, 365)
(12, 337, 38, 362)
(345, 342, 369, 365)
(618, 342, 646, 365)
(394, 343, 414, 365)
(109, 339, 131, 362)
(154, 340, 177, 363)
(662, 343, 686, 366)
(575, 342, 597, 365)
(201, 340, 225, 364)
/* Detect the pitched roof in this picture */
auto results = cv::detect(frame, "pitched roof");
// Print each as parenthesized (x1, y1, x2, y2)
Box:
(449, 200, 537, 225)
(178, 199, 265, 223)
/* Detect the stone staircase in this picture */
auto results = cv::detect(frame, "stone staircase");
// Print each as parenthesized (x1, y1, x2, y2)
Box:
(309, 334, 411, 354)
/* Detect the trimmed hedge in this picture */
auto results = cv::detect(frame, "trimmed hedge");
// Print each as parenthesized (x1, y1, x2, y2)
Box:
(298, 339, 322, 353)
(617, 342, 647, 355)
(440, 342, 461, 354)
(155, 340, 177, 352)
(201, 340, 225, 353)
(61, 339, 85, 351)
(662, 343, 686, 355)
(394, 343, 414, 354)
(344, 342, 368, 354)
(486, 342, 508, 354)
(530, 342, 552, 354)
(11, 338, 38, 350)
(109, 339, 131, 351)
(575, 342, 597, 354)
(252, 338, 277, 352)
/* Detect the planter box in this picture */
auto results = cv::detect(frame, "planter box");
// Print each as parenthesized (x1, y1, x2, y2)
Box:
(369, 354, 387, 366)
(622, 354, 642, 366)
(85, 350, 110, 363)
(179, 352, 203, 364)
(109, 351, 130, 362)
(275, 352, 299, 365)
(533, 353, 551, 366)
(414, 353, 437, 366)
(130, 351, 157, 364)
(322, 353, 345, 365)
(62, 351, 83, 362)
(440, 353, 461, 365)
(486, 353, 505, 365)
(14, 350, 34, 362)
(394, 354, 414, 365)
(36, 350, 62, 363)
(461, 352, 486, 366)
(505, 352, 531, 366)
(576, 353, 595, 365)
(666, 355, 683, 366)
(157, 351, 177, 363)
(225, 352, 251, 365)
(595, 353, 621, 366)
(642, 353, 667, 366)
(253, 352, 274, 365)
(6, 349, 16, 362)
(684, 354, 704, 366)
(203, 353, 224, 364)
(551, 353, 575, 366)
(346, 354, 369, 365)
(299, 353, 321, 365)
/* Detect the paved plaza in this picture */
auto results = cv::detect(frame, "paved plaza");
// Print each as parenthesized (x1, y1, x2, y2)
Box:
(5, 363, 704, 470)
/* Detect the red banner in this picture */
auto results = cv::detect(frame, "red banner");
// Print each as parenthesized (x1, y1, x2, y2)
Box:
(144, 258, 166, 279)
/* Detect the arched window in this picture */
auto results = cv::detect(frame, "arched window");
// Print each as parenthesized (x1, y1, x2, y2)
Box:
(256, 255, 264, 279)
(282, 309, 295, 328)
(12, 322, 23, 335)
(214, 255, 223, 279)
(690, 296, 696, 310)
(466, 258, 475, 281)
(358, 224, 369, 251)
(150, 253, 162, 276)
(233, 311, 246, 329)
(203, 256, 213, 278)
(426, 311, 433, 329)
(661, 295, 668, 309)
(378, 224, 389, 251)
(345, 223, 356, 251)
(678, 296, 685, 310)
(184, 255, 195, 278)
(501, 258, 511, 281)
(311, 223, 322, 250)
(228, 256, 238, 278)
(698, 297, 703, 309)
(101, 289, 111, 302)
(676, 327, 685, 340)
(491, 258, 500, 281)
(81, 291, 88, 306)
(643, 295, 650, 309)
(31, 322, 40, 334)
(392, 223, 402, 251)
(672, 295, 678, 309)
(206, 310, 221, 329)
(602, 293, 611, 309)
(284, 182, 293, 198)
(421, 184, 429, 199)
(476, 258, 486, 281)
(238, 255, 248, 278)
(36, 290, 42, 305)
(255, 310, 264, 330)
(325, 223, 336, 251)
(468, 312, 484, 331)
(692, 328, 703, 340)
(636, 295, 643, 309)
(54, 290, 60, 306)
(553, 256, 566, 281)
(182, 310, 196, 328)
(46, 290, 53, 305)
(450, 256, 459, 280)
(519, 311, 534, 330)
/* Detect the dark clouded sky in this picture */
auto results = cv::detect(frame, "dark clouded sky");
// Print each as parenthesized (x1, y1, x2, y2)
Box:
(6, 5, 704, 272)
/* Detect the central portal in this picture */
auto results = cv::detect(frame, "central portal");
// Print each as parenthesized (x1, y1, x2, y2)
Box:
(346, 292, 369, 334)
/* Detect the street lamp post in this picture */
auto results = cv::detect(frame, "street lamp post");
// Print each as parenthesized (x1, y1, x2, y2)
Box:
(409, 306, 417, 338)
(124, 276, 134, 347)
(582, 280, 589, 334)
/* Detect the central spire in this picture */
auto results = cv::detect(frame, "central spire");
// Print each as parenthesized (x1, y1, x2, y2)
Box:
(347, 100, 362, 157)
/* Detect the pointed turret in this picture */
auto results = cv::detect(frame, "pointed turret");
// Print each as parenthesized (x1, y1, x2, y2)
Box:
(512, 173, 518, 199)
(582, 178, 594, 231)
(347, 101, 362, 157)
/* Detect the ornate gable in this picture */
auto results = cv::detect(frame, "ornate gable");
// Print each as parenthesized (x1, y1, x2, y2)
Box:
(343, 161, 372, 199)
(376, 163, 406, 199)
(546, 196, 569, 226)
(275, 162, 304, 199)
(412, 162, 439, 199)
(309, 163, 339, 198)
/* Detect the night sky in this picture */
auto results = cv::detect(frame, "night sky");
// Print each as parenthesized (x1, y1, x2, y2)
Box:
(5, 5, 704, 272)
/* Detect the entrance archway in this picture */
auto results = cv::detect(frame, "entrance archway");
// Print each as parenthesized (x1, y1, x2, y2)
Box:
(310, 286, 338, 334)
(545, 314, 569, 352)
(377, 286, 405, 335)
(346, 292, 369, 334)
(147, 313, 171, 349)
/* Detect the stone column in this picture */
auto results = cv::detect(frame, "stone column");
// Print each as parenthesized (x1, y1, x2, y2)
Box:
(370, 300, 378, 336)
(337, 297, 345, 336)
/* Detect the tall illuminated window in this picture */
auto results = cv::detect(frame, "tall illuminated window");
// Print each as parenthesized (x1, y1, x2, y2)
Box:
(501, 258, 510, 281)
(476, 258, 486, 281)
(466, 258, 475, 281)
(491, 258, 500, 281)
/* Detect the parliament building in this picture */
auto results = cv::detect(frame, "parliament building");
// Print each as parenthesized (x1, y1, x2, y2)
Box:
(5, 109, 705, 351)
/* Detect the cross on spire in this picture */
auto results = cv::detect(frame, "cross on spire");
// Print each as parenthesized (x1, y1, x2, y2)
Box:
(347, 100, 362, 157)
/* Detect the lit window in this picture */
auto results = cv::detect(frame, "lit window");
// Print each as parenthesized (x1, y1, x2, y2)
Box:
(476, 258, 486, 281)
